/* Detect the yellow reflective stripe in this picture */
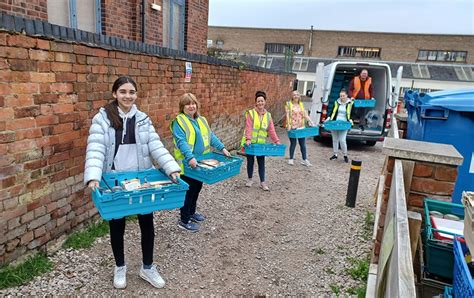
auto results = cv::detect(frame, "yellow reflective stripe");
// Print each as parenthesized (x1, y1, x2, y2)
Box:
(197, 116, 211, 153)
(351, 165, 362, 170)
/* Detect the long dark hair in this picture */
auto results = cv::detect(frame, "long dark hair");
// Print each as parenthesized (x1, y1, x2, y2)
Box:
(104, 76, 138, 130)
(255, 90, 266, 101)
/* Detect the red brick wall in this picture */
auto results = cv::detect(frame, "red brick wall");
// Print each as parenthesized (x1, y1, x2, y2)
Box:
(0, 31, 295, 264)
(101, 0, 141, 40)
(0, 0, 48, 21)
(372, 156, 458, 261)
(185, 0, 209, 54)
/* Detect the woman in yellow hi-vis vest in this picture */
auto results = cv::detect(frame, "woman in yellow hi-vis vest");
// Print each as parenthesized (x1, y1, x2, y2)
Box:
(285, 90, 314, 167)
(243, 91, 281, 191)
(171, 93, 231, 232)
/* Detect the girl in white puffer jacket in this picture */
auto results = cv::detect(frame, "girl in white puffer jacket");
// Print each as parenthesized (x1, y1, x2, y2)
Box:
(84, 76, 181, 290)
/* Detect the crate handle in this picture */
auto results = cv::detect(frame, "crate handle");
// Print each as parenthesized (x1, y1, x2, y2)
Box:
(421, 107, 449, 120)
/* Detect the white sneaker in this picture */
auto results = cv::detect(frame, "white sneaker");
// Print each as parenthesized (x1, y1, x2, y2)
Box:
(260, 182, 270, 191)
(140, 264, 165, 288)
(288, 159, 294, 165)
(113, 265, 127, 289)
(245, 179, 253, 187)
(301, 159, 312, 167)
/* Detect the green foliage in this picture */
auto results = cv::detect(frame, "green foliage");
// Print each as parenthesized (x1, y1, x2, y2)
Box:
(0, 253, 53, 289)
(330, 283, 341, 295)
(347, 285, 367, 297)
(63, 220, 109, 249)
(346, 257, 369, 281)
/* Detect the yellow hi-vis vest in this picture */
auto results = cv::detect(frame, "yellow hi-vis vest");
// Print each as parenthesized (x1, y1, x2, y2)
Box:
(240, 109, 270, 146)
(285, 100, 305, 128)
(171, 113, 211, 173)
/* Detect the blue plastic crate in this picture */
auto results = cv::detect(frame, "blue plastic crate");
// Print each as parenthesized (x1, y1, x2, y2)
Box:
(183, 152, 243, 184)
(323, 120, 352, 131)
(287, 126, 320, 139)
(354, 99, 376, 108)
(244, 144, 286, 156)
(453, 238, 474, 298)
(444, 286, 453, 298)
(92, 169, 189, 220)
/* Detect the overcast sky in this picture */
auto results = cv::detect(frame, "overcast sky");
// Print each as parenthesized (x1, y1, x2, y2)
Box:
(209, 0, 474, 35)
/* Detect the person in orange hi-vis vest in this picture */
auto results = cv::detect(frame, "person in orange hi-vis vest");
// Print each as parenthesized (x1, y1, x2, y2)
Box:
(349, 69, 374, 131)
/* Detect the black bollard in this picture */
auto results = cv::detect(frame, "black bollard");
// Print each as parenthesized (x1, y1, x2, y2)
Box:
(346, 160, 362, 208)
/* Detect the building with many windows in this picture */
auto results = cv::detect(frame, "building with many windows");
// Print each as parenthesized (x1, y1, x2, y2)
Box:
(208, 26, 474, 93)
(1, 0, 209, 54)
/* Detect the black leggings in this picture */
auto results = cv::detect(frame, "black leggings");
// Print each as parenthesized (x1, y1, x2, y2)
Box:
(180, 175, 203, 223)
(109, 213, 154, 267)
(246, 155, 265, 182)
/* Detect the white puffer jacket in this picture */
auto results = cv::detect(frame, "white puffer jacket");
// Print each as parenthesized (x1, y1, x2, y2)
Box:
(83, 107, 181, 185)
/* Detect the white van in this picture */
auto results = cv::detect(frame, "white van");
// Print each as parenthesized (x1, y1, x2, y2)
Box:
(308, 61, 403, 146)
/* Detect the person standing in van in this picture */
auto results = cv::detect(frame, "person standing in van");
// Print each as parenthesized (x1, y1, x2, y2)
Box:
(84, 76, 181, 289)
(285, 90, 314, 166)
(242, 91, 281, 191)
(326, 89, 353, 163)
(349, 69, 374, 131)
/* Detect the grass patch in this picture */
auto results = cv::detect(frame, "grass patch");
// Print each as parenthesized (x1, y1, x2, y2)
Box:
(346, 257, 369, 281)
(362, 210, 375, 240)
(329, 283, 341, 295)
(0, 253, 53, 289)
(324, 267, 336, 275)
(312, 247, 326, 255)
(347, 285, 367, 297)
(63, 220, 109, 249)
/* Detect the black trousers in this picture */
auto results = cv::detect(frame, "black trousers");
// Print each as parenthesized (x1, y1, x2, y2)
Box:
(109, 213, 154, 267)
(180, 175, 203, 223)
(246, 155, 265, 182)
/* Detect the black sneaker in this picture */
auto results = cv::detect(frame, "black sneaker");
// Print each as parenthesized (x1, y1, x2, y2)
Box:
(177, 220, 199, 232)
(344, 156, 349, 163)
(190, 212, 206, 222)
(330, 155, 337, 160)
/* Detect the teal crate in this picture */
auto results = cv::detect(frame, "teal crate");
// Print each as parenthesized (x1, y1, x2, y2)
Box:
(244, 144, 286, 156)
(323, 120, 352, 131)
(183, 152, 243, 184)
(424, 199, 465, 279)
(92, 169, 189, 220)
(354, 99, 376, 108)
(453, 239, 474, 298)
(287, 126, 319, 138)
(444, 286, 453, 298)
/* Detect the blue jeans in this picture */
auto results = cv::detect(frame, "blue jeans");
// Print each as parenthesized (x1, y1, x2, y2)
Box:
(289, 137, 307, 160)
(246, 155, 265, 182)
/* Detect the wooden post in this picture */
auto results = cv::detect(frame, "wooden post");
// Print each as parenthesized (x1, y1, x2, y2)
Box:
(407, 210, 422, 267)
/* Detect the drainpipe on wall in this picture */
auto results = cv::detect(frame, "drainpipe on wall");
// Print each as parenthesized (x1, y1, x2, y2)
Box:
(141, 0, 146, 42)
(308, 25, 314, 56)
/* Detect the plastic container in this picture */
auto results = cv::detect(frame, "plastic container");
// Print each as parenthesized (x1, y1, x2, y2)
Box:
(453, 238, 474, 297)
(354, 99, 376, 108)
(405, 89, 474, 204)
(183, 152, 243, 184)
(423, 198, 465, 279)
(92, 169, 189, 220)
(444, 286, 453, 298)
(244, 144, 286, 156)
(323, 120, 352, 131)
(287, 126, 319, 139)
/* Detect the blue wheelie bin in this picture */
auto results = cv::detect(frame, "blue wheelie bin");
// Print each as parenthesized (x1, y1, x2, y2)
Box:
(405, 89, 474, 204)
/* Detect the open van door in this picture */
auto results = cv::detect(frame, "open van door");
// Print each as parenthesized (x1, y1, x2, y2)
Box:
(309, 62, 325, 126)
(391, 66, 404, 115)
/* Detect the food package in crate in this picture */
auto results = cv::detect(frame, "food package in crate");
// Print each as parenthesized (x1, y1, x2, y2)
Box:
(463, 191, 474, 255)
(92, 169, 189, 220)
(183, 152, 243, 184)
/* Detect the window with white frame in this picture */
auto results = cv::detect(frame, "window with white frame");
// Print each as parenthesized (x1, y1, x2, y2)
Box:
(418, 50, 467, 63)
(216, 40, 224, 49)
(162, 0, 185, 50)
(297, 81, 314, 96)
(454, 66, 474, 81)
(257, 57, 273, 68)
(338, 46, 381, 58)
(207, 40, 213, 48)
(292, 58, 309, 71)
(47, 0, 101, 33)
(411, 64, 431, 79)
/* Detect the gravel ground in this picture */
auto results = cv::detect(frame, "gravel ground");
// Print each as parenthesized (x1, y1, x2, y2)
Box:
(1, 128, 385, 296)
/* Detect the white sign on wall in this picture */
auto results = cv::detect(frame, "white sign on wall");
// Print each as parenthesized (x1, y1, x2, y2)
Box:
(185, 62, 192, 83)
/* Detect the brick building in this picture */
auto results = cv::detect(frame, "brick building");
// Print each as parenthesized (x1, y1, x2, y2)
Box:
(0, 0, 209, 54)
(208, 26, 474, 94)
